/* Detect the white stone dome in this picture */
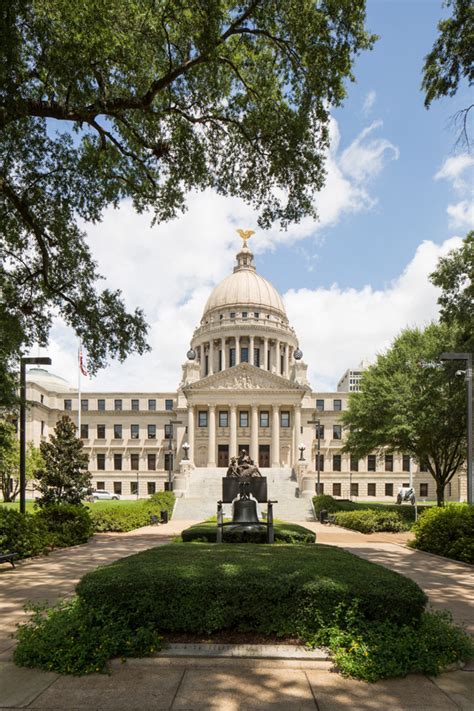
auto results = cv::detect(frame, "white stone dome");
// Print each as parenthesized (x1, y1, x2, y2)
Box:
(26, 367, 75, 391)
(202, 246, 286, 319)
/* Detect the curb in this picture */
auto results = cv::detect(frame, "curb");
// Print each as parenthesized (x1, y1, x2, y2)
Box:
(155, 643, 330, 660)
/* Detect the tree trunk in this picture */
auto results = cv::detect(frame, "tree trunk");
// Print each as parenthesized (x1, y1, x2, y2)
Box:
(436, 480, 445, 506)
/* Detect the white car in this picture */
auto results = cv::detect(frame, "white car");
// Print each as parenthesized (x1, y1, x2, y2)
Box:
(88, 490, 121, 502)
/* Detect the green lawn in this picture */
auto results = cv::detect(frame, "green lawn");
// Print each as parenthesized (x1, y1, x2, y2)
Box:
(1, 499, 148, 513)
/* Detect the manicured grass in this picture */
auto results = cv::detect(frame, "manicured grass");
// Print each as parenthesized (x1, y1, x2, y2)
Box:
(181, 520, 316, 543)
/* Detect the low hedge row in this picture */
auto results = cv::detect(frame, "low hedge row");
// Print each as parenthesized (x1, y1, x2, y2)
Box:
(332, 509, 410, 534)
(410, 504, 474, 564)
(89, 492, 175, 532)
(313, 494, 429, 524)
(181, 520, 316, 544)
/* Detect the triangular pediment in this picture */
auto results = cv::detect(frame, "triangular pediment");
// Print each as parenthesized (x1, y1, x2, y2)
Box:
(182, 363, 308, 393)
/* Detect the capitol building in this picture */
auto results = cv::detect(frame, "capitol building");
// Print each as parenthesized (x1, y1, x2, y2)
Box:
(25, 235, 464, 509)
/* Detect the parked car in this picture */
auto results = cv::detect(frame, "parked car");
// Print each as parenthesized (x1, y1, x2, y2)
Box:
(88, 490, 121, 502)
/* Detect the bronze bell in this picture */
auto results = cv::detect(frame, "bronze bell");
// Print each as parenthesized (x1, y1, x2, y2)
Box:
(232, 498, 260, 524)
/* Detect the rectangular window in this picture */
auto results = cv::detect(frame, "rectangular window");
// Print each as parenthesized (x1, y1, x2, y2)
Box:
(241, 347, 249, 363)
(147, 454, 156, 471)
(254, 348, 260, 367)
(98, 398, 105, 411)
(402, 454, 410, 472)
(64, 399, 72, 411)
(229, 348, 236, 366)
(113, 424, 122, 439)
(350, 455, 359, 472)
(254, 312, 259, 319)
(81, 399, 88, 412)
(165, 399, 173, 411)
(351, 482, 359, 497)
(242, 311, 248, 318)
(114, 481, 122, 495)
(96, 481, 105, 490)
(80, 424, 88, 439)
(131, 424, 139, 439)
(280, 354, 284, 374)
(205, 355, 209, 376)
(131, 399, 139, 411)
(131, 454, 139, 471)
(147, 482, 156, 495)
(131, 481, 138, 495)
(316, 399, 324, 412)
(114, 399, 122, 411)
(419, 459, 429, 473)
(97, 454, 105, 470)
(367, 483, 376, 496)
(164, 424, 172, 439)
(114, 454, 122, 471)
(333, 399, 342, 411)
(97, 424, 106, 439)
(420, 483, 428, 497)
(280, 411, 290, 428)
(198, 411, 208, 428)
(147, 424, 156, 439)
(316, 423, 325, 439)
(385, 454, 394, 472)
(333, 424, 342, 440)
(316, 453, 324, 471)
(164, 453, 173, 471)
(316, 482, 324, 495)
(332, 483, 341, 497)
(367, 454, 376, 471)
(260, 411, 269, 428)
(230, 312, 236, 319)
(218, 411, 228, 428)
(148, 399, 156, 411)
(239, 411, 249, 428)
(333, 454, 342, 472)
(385, 483, 394, 497)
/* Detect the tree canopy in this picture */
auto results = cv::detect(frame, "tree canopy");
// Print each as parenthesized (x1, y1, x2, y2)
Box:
(0, 0, 375, 405)
(342, 324, 467, 505)
(430, 231, 474, 353)
(0, 419, 43, 501)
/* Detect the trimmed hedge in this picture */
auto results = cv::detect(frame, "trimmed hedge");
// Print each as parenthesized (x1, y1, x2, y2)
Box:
(410, 504, 474, 564)
(313, 494, 429, 524)
(181, 520, 316, 544)
(37, 504, 93, 547)
(0, 508, 50, 559)
(89, 492, 175, 532)
(77, 544, 426, 634)
(333, 510, 409, 534)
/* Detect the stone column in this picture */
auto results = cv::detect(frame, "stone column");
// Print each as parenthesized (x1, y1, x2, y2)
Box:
(187, 405, 195, 465)
(208, 340, 214, 376)
(250, 405, 259, 463)
(229, 405, 237, 458)
(249, 335, 254, 365)
(262, 338, 268, 370)
(293, 405, 301, 465)
(235, 335, 240, 365)
(207, 405, 216, 466)
(271, 405, 280, 467)
(275, 339, 280, 374)
(221, 337, 226, 371)
(284, 343, 289, 378)
(200, 344, 206, 378)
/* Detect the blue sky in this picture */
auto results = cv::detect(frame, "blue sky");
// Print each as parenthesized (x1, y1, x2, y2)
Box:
(33, 1, 473, 392)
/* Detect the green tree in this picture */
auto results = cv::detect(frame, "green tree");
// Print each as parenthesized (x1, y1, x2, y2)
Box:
(430, 232, 474, 353)
(36, 416, 91, 506)
(422, 0, 474, 146)
(0, 420, 44, 502)
(342, 324, 466, 506)
(0, 0, 376, 402)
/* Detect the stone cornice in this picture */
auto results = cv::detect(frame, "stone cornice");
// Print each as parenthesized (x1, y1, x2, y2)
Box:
(182, 362, 309, 398)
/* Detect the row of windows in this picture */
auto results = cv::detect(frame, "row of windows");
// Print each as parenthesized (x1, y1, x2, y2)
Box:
(80, 423, 174, 440)
(96, 453, 173, 471)
(315, 399, 342, 412)
(315, 453, 424, 472)
(314, 424, 342, 440)
(65, 398, 174, 412)
(96, 481, 157, 496)
(321, 482, 432, 497)
(197, 410, 291, 428)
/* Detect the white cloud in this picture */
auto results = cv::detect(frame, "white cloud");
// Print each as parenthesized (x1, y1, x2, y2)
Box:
(362, 90, 376, 116)
(29, 117, 402, 391)
(435, 153, 474, 230)
(284, 237, 462, 391)
(446, 200, 474, 230)
(435, 154, 474, 191)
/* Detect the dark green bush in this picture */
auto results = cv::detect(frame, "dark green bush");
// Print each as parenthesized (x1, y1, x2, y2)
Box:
(181, 521, 316, 544)
(410, 504, 474, 564)
(36, 504, 93, 547)
(313, 494, 429, 524)
(89, 492, 175, 532)
(333, 510, 409, 533)
(0, 508, 50, 559)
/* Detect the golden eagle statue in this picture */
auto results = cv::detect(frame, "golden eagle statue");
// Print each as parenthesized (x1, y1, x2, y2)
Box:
(236, 229, 255, 248)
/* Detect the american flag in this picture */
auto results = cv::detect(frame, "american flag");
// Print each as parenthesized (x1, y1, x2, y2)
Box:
(79, 345, 88, 377)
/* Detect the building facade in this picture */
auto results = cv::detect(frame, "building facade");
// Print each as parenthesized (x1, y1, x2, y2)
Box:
(24, 237, 466, 502)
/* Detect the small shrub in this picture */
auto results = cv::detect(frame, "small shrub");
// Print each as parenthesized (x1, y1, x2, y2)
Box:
(333, 509, 409, 533)
(313, 494, 341, 516)
(0, 508, 50, 559)
(89, 492, 175, 532)
(36, 504, 93, 547)
(181, 521, 316, 544)
(411, 504, 474, 564)
(313, 494, 428, 524)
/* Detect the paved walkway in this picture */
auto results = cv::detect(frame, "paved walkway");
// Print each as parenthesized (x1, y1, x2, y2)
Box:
(0, 519, 473, 709)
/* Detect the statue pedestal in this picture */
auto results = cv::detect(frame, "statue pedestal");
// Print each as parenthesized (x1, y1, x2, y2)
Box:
(173, 460, 193, 497)
(295, 462, 316, 498)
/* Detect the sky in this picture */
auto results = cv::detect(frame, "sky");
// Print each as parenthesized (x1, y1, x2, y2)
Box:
(31, 0, 474, 393)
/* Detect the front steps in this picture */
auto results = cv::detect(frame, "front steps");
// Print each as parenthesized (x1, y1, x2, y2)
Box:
(173, 468, 315, 522)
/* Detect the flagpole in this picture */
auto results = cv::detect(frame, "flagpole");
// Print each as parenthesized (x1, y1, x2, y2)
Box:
(78, 340, 81, 437)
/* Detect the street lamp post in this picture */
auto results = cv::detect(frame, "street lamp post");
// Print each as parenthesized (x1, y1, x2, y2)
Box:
(20, 356, 52, 513)
(439, 352, 473, 504)
(167, 419, 182, 491)
(307, 417, 322, 495)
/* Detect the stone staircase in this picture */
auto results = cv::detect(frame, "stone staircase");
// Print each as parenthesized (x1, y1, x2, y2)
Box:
(173, 468, 315, 522)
